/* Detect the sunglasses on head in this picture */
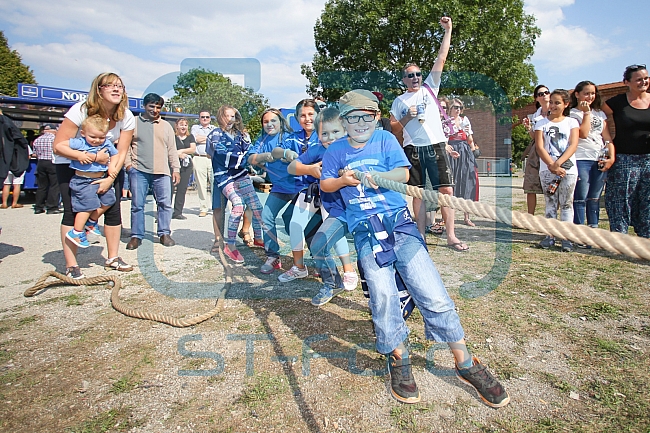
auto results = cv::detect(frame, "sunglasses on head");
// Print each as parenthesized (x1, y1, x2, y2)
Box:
(626, 64, 646, 72)
(405, 72, 422, 79)
(536, 90, 550, 97)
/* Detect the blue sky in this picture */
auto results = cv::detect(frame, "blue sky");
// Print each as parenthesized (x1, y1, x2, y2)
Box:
(0, 0, 647, 109)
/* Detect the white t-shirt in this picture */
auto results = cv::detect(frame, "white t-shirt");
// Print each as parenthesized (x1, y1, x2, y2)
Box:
(569, 108, 607, 161)
(534, 116, 580, 175)
(54, 102, 135, 164)
(390, 71, 446, 146)
(190, 124, 216, 155)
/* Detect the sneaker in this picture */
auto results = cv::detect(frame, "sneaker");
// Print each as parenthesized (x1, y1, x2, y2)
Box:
(84, 220, 101, 236)
(576, 243, 591, 249)
(223, 245, 244, 263)
(538, 236, 555, 249)
(561, 240, 574, 252)
(278, 265, 308, 282)
(104, 257, 133, 272)
(311, 286, 345, 306)
(66, 266, 85, 280)
(456, 356, 510, 408)
(253, 239, 265, 248)
(66, 229, 90, 248)
(260, 257, 281, 274)
(388, 353, 421, 403)
(343, 271, 359, 291)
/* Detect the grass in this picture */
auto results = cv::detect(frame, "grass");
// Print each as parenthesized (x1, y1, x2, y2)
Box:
(63, 294, 86, 306)
(66, 408, 141, 433)
(17, 315, 37, 327)
(238, 373, 288, 407)
(579, 302, 621, 320)
(109, 347, 155, 394)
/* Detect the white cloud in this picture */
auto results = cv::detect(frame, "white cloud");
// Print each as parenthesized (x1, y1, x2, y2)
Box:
(525, 0, 619, 70)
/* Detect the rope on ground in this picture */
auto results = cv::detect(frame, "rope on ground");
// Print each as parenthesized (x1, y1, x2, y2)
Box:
(353, 171, 650, 261)
(24, 269, 226, 328)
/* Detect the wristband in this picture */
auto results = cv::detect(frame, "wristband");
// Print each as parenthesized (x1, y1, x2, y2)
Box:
(283, 149, 288, 159)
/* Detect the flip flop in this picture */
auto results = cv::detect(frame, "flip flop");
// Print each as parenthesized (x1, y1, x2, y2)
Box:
(447, 242, 469, 252)
(426, 222, 445, 235)
(464, 219, 476, 227)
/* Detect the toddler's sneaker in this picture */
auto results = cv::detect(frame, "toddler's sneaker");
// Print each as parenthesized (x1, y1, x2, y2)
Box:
(456, 356, 510, 408)
(223, 245, 245, 263)
(65, 266, 85, 280)
(278, 265, 308, 282)
(538, 236, 555, 249)
(84, 220, 101, 236)
(343, 271, 359, 291)
(388, 353, 421, 403)
(66, 229, 90, 248)
(104, 257, 133, 272)
(260, 257, 281, 274)
(561, 240, 574, 252)
(311, 285, 345, 307)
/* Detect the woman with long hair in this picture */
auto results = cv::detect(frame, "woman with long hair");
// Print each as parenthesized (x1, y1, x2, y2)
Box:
(568, 81, 614, 236)
(53, 72, 135, 278)
(207, 105, 264, 263)
(602, 65, 650, 238)
(447, 98, 479, 226)
(522, 84, 551, 215)
(171, 118, 196, 220)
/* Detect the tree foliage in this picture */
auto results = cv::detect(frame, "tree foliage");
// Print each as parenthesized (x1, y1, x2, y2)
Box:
(302, 0, 540, 111)
(0, 31, 37, 96)
(171, 68, 269, 138)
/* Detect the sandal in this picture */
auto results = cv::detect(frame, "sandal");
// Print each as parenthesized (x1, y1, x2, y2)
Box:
(447, 242, 469, 252)
(426, 222, 445, 235)
(238, 230, 254, 247)
(210, 240, 221, 253)
(464, 219, 476, 227)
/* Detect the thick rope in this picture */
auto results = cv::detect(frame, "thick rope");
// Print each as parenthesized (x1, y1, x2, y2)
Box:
(353, 171, 650, 261)
(24, 270, 225, 328)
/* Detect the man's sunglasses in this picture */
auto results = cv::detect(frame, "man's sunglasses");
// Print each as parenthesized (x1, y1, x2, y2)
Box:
(536, 90, 550, 97)
(405, 72, 422, 79)
(626, 64, 646, 72)
(200, 116, 211, 119)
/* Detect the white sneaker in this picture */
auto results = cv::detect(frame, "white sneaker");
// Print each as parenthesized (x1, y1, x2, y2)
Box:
(342, 271, 359, 291)
(278, 265, 308, 283)
(260, 256, 282, 274)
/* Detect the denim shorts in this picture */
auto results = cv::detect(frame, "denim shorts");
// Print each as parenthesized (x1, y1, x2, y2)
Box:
(70, 174, 117, 212)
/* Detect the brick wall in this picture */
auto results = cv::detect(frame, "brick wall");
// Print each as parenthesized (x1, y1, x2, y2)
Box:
(461, 81, 628, 156)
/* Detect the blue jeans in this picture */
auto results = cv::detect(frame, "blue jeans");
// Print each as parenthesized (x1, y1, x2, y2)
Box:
(129, 169, 172, 239)
(311, 216, 350, 290)
(574, 160, 606, 227)
(356, 231, 464, 354)
(261, 192, 296, 258)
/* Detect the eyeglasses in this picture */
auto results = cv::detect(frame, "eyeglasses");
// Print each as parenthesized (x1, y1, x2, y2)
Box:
(405, 72, 422, 79)
(100, 83, 124, 90)
(626, 64, 646, 71)
(342, 113, 376, 124)
(200, 116, 210, 119)
(536, 90, 550, 97)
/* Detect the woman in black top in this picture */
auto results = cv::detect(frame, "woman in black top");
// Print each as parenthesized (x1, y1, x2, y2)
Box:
(603, 65, 650, 238)
(171, 118, 196, 219)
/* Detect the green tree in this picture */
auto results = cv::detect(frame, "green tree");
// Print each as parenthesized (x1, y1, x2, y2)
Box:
(0, 31, 37, 96)
(511, 120, 531, 167)
(302, 0, 539, 110)
(171, 68, 269, 139)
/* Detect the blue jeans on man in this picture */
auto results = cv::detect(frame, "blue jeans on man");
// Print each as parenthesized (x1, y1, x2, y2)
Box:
(129, 168, 172, 239)
(573, 160, 607, 227)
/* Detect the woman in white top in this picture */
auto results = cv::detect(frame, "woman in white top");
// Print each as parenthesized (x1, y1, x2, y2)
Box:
(569, 81, 614, 231)
(53, 72, 135, 278)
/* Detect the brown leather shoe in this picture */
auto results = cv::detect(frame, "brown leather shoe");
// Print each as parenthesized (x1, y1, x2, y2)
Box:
(159, 234, 176, 247)
(126, 237, 142, 250)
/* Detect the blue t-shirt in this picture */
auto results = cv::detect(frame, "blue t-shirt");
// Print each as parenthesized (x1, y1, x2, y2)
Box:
(207, 128, 249, 189)
(297, 143, 346, 219)
(321, 130, 411, 232)
(286, 129, 320, 185)
(249, 132, 304, 194)
(68, 137, 118, 172)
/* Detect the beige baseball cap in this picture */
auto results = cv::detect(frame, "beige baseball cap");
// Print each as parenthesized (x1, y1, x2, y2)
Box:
(338, 90, 379, 116)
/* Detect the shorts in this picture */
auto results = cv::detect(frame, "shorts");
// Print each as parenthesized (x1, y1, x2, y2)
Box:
(211, 177, 226, 210)
(70, 174, 117, 212)
(404, 143, 453, 188)
(4, 172, 25, 185)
